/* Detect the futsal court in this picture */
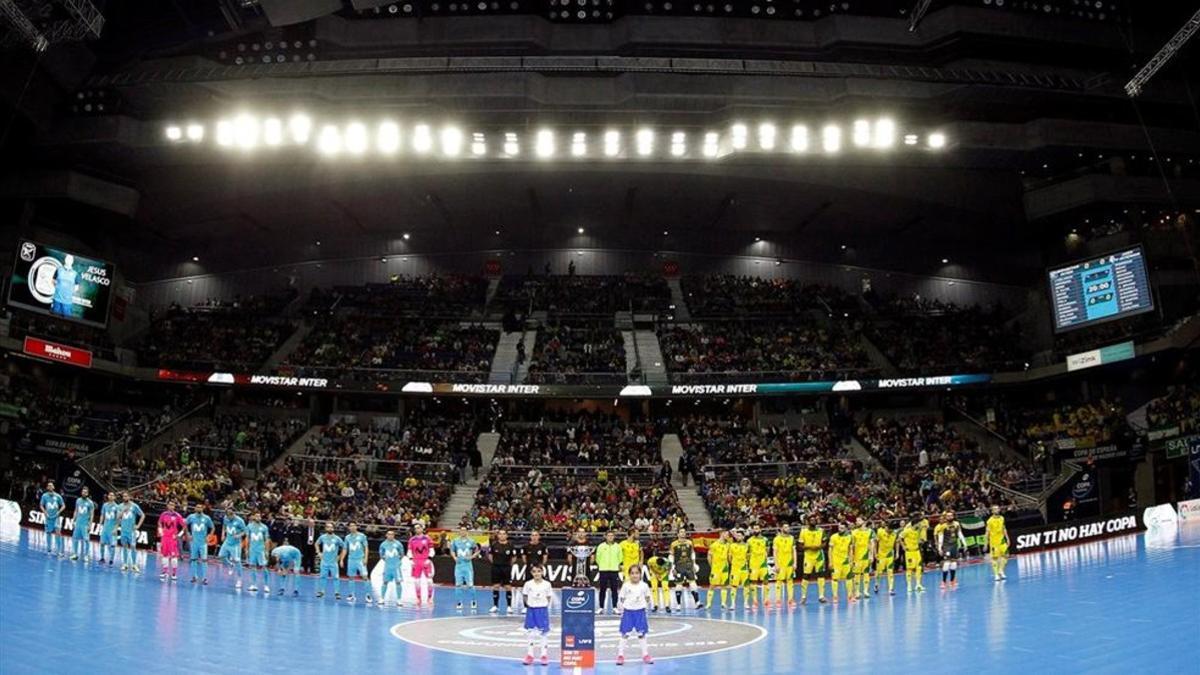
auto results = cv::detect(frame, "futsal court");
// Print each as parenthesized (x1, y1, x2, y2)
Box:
(1, 517, 1196, 674)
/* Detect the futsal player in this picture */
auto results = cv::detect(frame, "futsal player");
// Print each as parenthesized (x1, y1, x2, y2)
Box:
(379, 530, 405, 608)
(449, 526, 480, 612)
(670, 528, 704, 611)
(489, 529, 519, 614)
(157, 500, 186, 581)
(936, 511, 967, 589)
(185, 503, 214, 584)
(708, 530, 730, 610)
(218, 505, 247, 590)
(799, 515, 827, 604)
(344, 523, 371, 604)
(873, 519, 899, 596)
(616, 565, 654, 665)
(900, 516, 926, 593)
(645, 545, 672, 613)
(746, 526, 769, 610)
(39, 481, 65, 557)
(272, 538, 303, 596)
(772, 523, 797, 609)
(99, 492, 119, 565)
(620, 529, 643, 583)
(727, 529, 750, 611)
(987, 506, 1011, 581)
(408, 522, 434, 606)
(315, 522, 345, 600)
(520, 564, 554, 666)
(70, 487, 96, 563)
(117, 492, 145, 573)
(828, 522, 854, 604)
(245, 513, 271, 594)
(850, 518, 874, 601)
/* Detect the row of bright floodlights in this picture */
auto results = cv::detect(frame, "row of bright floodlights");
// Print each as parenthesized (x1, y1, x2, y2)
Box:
(162, 115, 948, 158)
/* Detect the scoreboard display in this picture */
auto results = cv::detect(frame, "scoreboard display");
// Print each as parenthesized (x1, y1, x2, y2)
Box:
(1047, 246, 1154, 333)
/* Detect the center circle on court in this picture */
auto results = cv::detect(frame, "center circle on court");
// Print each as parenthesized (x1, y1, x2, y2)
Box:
(390, 616, 767, 661)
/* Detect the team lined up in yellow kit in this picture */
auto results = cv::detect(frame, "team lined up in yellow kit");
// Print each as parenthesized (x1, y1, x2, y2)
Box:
(704, 507, 1012, 609)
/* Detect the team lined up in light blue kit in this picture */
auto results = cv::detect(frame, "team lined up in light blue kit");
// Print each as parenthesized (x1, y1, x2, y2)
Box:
(40, 483, 145, 571)
(35, 483, 439, 606)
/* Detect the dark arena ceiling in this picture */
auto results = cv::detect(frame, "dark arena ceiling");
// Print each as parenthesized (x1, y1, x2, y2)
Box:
(1, 1, 1199, 285)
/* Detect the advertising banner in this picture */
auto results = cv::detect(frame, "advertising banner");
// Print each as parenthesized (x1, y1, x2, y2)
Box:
(8, 240, 114, 327)
(560, 588, 596, 668)
(1010, 512, 1142, 554)
(1177, 499, 1200, 523)
(1065, 340, 1135, 372)
(23, 336, 93, 368)
(25, 431, 111, 455)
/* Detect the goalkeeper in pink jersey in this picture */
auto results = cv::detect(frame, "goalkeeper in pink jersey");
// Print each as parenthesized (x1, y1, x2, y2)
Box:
(408, 522, 435, 606)
(157, 500, 186, 582)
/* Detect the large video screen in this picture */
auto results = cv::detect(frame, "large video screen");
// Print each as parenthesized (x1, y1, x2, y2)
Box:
(7, 240, 115, 328)
(1048, 246, 1154, 333)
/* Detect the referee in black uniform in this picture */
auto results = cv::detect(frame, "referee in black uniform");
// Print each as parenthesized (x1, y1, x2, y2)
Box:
(488, 530, 522, 614)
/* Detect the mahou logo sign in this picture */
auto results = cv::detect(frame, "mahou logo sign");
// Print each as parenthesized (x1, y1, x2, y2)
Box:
(23, 337, 93, 368)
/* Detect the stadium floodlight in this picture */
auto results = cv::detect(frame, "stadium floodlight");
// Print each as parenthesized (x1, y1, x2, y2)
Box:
(215, 119, 235, 147)
(928, 132, 946, 149)
(471, 132, 487, 156)
(262, 118, 283, 146)
(822, 125, 842, 154)
(790, 124, 808, 153)
(165, 125, 182, 141)
(852, 119, 871, 148)
(288, 113, 313, 144)
(186, 124, 204, 142)
(635, 128, 654, 156)
(758, 123, 777, 151)
(703, 131, 720, 158)
(670, 131, 686, 157)
(317, 125, 342, 156)
(604, 130, 620, 157)
(377, 121, 401, 154)
(441, 126, 464, 157)
(730, 123, 748, 150)
(873, 118, 896, 149)
(571, 132, 587, 158)
(535, 129, 555, 158)
(234, 114, 259, 150)
(412, 124, 433, 154)
(345, 122, 368, 155)
(503, 132, 519, 156)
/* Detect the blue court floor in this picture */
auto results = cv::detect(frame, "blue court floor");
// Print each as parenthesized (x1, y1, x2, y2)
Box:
(1, 519, 1197, 674)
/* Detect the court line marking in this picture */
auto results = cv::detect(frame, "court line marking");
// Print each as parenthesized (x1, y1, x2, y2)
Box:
(389, 616, 769, 662)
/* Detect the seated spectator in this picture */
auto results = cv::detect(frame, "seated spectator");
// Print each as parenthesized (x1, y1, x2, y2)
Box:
(465, 465, 688, 533)
(496, 274, 670, 314)
(285, 317, 496, 379)
(1145, 385, 1199, 436)
(680, 275, 858, 317)
(866, 295, 1026, 373)
(493, 415, 661, 466)
(303, 413, 480, 465)
(139, 297, 294, 370)
(659, 320, 873, 382)
(313, 275, 487, 316)
(526, 322, 626, 383)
